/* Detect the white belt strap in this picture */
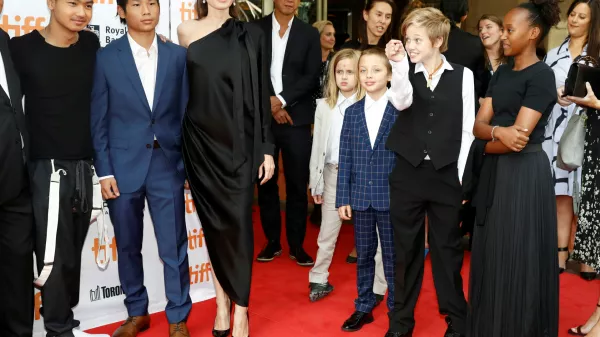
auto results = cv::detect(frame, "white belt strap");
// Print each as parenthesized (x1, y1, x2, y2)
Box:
(90, 165, 110, 270)
(34, 159, 66, 288)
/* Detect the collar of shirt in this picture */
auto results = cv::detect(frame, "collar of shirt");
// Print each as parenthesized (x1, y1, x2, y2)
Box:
(127, 33, 158, 58)
(336, 91, 357, 109)
(272, 13, 294, 33)
(364, 90, 389, 111)
(414, 54, 453, 77)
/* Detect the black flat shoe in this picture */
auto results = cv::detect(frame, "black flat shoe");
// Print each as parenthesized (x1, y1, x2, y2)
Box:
(309, 282, 334, 302)
(256, 242, 282, 262)
(581, 271, 597, 281)
(341, 311, 374, 332)
(213, 301, 233, 337)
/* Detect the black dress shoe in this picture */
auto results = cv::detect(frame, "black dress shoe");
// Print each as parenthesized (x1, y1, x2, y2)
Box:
(309, 282, 334, 302)
(444, 317, 465, 337)
(341, 311, 374, 332)
(384, 330, 413, 337)
(256, 242, 282, 262)
(290, 248, 314, 266)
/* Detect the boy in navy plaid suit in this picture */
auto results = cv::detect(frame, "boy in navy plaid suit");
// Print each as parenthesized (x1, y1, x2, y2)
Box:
(337, 48, 413, 332)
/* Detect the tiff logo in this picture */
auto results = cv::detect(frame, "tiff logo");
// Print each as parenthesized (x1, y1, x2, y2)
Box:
(188, 228, 205, 250)
(189, 262, 212, 285)
(91, 236, 118, 264)
(180, 2, 198, 22)
(0, 15, 45, 37)
(185, 192, 196, 214)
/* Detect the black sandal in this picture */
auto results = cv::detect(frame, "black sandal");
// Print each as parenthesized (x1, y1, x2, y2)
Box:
(558, 247, 569, 274)
(568, 304, 600, 336)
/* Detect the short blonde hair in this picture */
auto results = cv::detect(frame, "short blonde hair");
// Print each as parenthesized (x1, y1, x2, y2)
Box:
(312, 20, 334, 36)
(324, 49, 365, 109)
(401, 7, 451, 53)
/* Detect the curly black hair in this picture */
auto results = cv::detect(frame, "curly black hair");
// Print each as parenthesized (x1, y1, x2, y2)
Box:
(517, 0, 562, 42)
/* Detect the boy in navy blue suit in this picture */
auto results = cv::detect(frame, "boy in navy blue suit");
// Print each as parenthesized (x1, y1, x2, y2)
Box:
(90, 0, 191, 336)
(337, 47, 413, 332)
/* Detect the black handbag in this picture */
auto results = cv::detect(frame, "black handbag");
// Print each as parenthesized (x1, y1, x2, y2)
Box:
(563, 55, 600, 97)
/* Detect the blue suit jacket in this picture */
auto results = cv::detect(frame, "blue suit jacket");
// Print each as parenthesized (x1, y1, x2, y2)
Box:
(336, 98, 398, 211)
(90, 35, 189, 194)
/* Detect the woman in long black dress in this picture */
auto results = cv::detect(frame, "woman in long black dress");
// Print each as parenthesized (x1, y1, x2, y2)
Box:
(177, 1, 275, 336)
(467, 1, 561, 336)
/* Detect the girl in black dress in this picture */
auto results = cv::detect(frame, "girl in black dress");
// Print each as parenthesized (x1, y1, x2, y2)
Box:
(468, 1, 561, 336)
(177, 1, 275, 336)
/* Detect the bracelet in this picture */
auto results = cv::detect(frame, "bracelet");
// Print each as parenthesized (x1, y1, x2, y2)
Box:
(491, 125, 499, 142)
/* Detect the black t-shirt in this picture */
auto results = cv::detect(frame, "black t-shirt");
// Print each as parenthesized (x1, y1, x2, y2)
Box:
(486, 61, 557, 144)
(9, 30, 100, 160)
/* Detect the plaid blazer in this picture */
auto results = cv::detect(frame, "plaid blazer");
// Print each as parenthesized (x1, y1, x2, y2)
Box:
(336, 98, 398, 211)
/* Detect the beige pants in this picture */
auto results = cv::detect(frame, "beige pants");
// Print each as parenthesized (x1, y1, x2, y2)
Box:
(309, 164, 387, 295)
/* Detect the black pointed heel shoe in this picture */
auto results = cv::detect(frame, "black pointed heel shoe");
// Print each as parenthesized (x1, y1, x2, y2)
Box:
(212, 301, 233, 337)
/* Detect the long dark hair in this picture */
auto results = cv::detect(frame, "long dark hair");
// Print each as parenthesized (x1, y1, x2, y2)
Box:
(567, 0, 600, 61)
(195, 0, 238, 20)
(517, 0, 561, 44)
(478, 14, 508, 69)
(359, 0, 397, 49)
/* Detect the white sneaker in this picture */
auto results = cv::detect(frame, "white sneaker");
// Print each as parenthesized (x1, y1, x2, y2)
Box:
(72, 330, 110, 337)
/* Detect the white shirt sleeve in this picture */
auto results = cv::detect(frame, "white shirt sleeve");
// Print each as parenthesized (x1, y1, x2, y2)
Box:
(276, 94, 287, 108)
(387, 57, 413, 111)
(458, 68, 476, 182)
(99, 175, 114, 181)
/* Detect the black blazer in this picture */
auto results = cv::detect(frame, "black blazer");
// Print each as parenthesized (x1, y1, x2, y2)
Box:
(0, 28, 27, 205)
(252, 15, 321, 126)
(443, 26, 490, 112)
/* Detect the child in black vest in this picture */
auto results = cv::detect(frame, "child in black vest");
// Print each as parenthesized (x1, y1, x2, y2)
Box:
(384, 7, 475, 337)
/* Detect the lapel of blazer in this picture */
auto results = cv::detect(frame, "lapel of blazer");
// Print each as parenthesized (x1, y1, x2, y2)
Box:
(152, 37, 170, 113)
(372, 102, 395, 151)
(0, 32, 19, 107)
(282, 16, 299, 68)
(116, 35, 151, 113)
(355, 99, 372, 151)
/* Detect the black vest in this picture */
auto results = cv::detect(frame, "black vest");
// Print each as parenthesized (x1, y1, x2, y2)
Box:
(386, 62, 464, 170)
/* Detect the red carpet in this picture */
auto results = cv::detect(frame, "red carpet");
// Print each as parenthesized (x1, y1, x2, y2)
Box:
(89, 207, 598, 336)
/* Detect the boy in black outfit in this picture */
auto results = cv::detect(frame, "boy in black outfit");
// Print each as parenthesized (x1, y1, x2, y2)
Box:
(9, 1, 107, 336)
(384, 7, 475, 337)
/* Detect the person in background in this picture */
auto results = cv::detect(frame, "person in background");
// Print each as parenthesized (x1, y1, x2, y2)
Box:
(0, 0, 34, 335)
(386, 7, 474, 337)
(309, 20, 336, 227)
(468, 0, 561, 335)
(177, 0, 276, 336)
(254, 0, 322, 267)
(337, 47, 413, 333)
(477, 14, 508, 74)
(90, 0, 192, 335)
(542, 0, 596, 281)
(308, 49, 364, 302)
(341, 0, 397, 50)
(440, 0, 489, 110)
(9, 0, 108, 336)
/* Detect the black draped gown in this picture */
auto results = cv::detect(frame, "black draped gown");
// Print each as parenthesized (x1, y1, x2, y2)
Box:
(182, 19, 274, 307)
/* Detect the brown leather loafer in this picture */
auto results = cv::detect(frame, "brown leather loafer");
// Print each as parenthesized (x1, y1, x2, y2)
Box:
(169, 322, 190, 337)
(112, 315, 150, 337)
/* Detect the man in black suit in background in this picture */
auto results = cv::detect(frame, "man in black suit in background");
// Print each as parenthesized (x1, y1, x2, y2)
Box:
(0, 0, 34, 335)
(441, 0, 489, 111)
(253, 0, 322, 266)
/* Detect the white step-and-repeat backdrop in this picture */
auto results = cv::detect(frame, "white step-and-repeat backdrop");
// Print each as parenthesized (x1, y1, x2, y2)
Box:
(0, 1, 215, 336)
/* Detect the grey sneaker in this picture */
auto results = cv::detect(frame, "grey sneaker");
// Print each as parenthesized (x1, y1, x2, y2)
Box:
(309, 282, 334, 302)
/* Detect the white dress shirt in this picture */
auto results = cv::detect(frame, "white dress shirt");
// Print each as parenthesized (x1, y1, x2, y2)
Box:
(100, 34, 159, 181)
(271, 14, 293, 108)
(364, 91, 390, 148)
(387, 57, 413, 111)
(413, 55, 475, 181)
(326, 92, 356, 164)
